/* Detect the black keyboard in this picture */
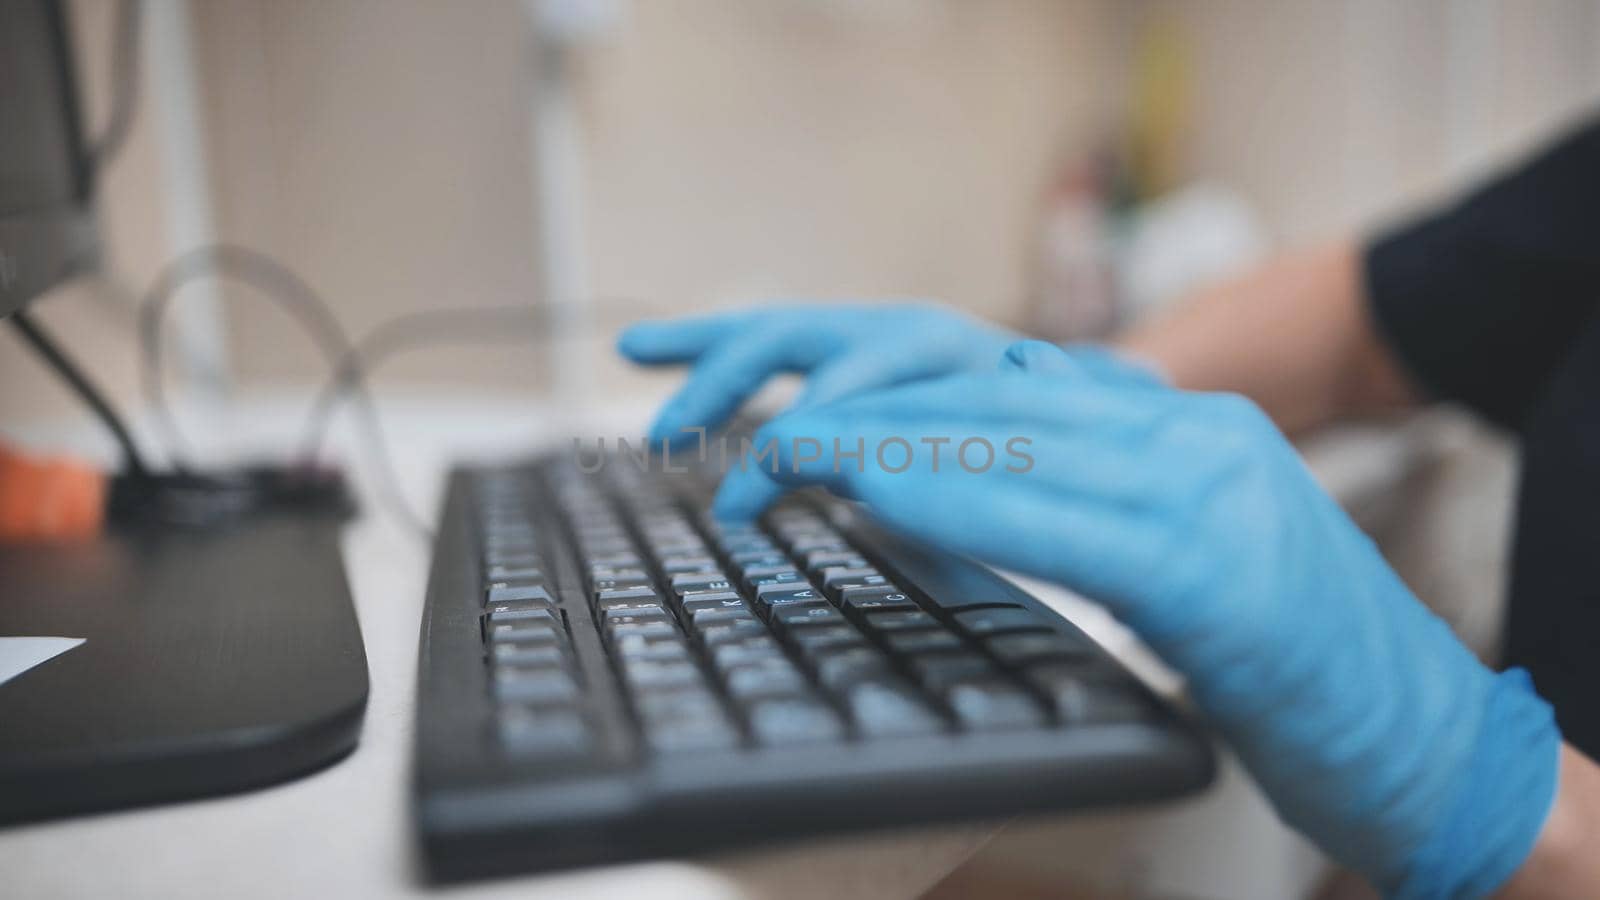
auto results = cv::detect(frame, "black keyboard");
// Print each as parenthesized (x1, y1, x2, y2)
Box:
(413, 455, 1214, 880)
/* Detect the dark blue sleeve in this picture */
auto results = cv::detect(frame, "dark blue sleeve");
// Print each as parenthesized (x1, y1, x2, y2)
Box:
(1363, 117, 1600, 431)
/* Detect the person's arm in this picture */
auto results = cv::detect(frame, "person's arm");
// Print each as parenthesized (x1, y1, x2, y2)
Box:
(1122, 117, 1600, 437)
(1117, 240, 1418, 435)
(1498, 744, 1600, 898)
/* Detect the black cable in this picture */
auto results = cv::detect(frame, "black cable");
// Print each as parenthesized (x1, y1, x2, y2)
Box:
(139, 244, 661, 537)
(289, 298, 658, 538)
(137, 244, 435, 536)
(295, 296, 660, 464)
(139, 244, 356, 467)
(297, 305, 548, 462)
(87, 0, 144, 175)
(10, 310, 150, 478)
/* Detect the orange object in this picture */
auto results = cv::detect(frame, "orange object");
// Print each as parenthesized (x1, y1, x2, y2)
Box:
(0, 444, 106, 541)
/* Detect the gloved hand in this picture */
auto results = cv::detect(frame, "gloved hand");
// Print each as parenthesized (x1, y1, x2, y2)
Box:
(722, 339, 1560, 899)
(616, 302, 1020, 441)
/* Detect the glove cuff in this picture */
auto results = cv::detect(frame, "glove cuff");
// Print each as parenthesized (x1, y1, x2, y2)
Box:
(1392, 668, 1561, 900)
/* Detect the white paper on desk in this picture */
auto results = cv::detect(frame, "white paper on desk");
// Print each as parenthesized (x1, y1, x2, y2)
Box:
(0, 636, 85, 686)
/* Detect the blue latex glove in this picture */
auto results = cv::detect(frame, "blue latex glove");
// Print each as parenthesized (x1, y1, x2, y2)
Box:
(721, 339, 1560, 899)
(616, 302, 1020, 443)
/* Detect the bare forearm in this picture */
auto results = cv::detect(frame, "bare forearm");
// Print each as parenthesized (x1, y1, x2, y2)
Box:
(1116, 240, 1418, 435)
(1496, 744, 1600, 898)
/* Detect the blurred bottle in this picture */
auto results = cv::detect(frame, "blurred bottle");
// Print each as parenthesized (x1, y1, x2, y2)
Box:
(1026, 151, 1120, 342)
(1028, 15, 1264, 338)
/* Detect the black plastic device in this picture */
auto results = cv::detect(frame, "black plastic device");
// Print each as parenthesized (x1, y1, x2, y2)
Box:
(0, 510, 368, 824)
(0, 0, 370, 825)
(0, 0, 98, 319)
(413, 456, 1214, 880)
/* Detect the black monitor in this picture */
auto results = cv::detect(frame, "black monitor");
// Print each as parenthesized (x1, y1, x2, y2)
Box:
(0, 0, 99, 319)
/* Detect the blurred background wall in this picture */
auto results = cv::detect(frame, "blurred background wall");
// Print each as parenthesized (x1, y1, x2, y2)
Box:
(191, 0, 1124, 395)
(4, 0, 1598, 414)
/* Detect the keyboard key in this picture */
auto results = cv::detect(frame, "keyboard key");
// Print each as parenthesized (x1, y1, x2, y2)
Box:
(487, 604, 559, 626)
(790, 625, 868, 656)
(787, 534, 845, 554)
(597, 597, 670, 615)
(824, 573, 893, 601)
(725, 661, 807, 701)
(746, 573, 805, 595)
(487, 621, 563, 644)
(768, 510, 827, 530)
(690, 607, 757, 627)
(740, 566, 800, 591)
(1027, 664, 1149, 724)
(804, 549, 867, 570)
(757, 595, 829, 619)
(484, 550, 541, 570)
(670, 573, 733, 592)
(730, 551, 790, 569)
(681, 592, 746, 614)
(651, 540, 708, 557)
(592, 577, 652, 593)
(773, 606, 847, 630)
(885, 630, 964, 654)
(487, 580, 551, 605)
(637, 690, 740, 752)
(635, 687, 721, 721)
(820, 566, 882, 587)
(614, 635, 691, 662)
(813, 647, 892, 690)
(621, 659, 704, 692)
(487, 564, 544, 582)
(909, 653, 995, 692)
(953, 607, 1049, 636)
(711, 637, 784, 670)
(708, 516, 766, 533)
(840, 589, 916, 614)
(759, 601, 831, 623)
(608, 619, 680, 639)
(660, 556, 718, 574)
(698, 619, 768, 646)
(494, 666, 580, 704)
(747, 698, 844, 745)
(947, 680, 1045, 730)
(491, 643, 566, 667)
(583, 537, 634, 555)
(483, 582, 553, 602)
(497, 706, 591, 759)
(602, 605, 670, 624)
(987, 632, 1092, 665)
(863, 610, 938, 633)
(484, 538, 538, 556)
(843, 680, 945, 738)
(754, 582, 820, 600)
(596, 585, 657, 603)
(486, 583, 554, 608)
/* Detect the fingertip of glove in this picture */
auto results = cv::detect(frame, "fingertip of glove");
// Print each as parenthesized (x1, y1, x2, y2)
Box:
(614, 323, 658, 361)
(1000, 339, 1078, 374)
(648, 404, 691, 444)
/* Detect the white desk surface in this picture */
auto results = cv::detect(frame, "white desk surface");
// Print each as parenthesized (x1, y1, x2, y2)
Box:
(1, 390, 1410, 899)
